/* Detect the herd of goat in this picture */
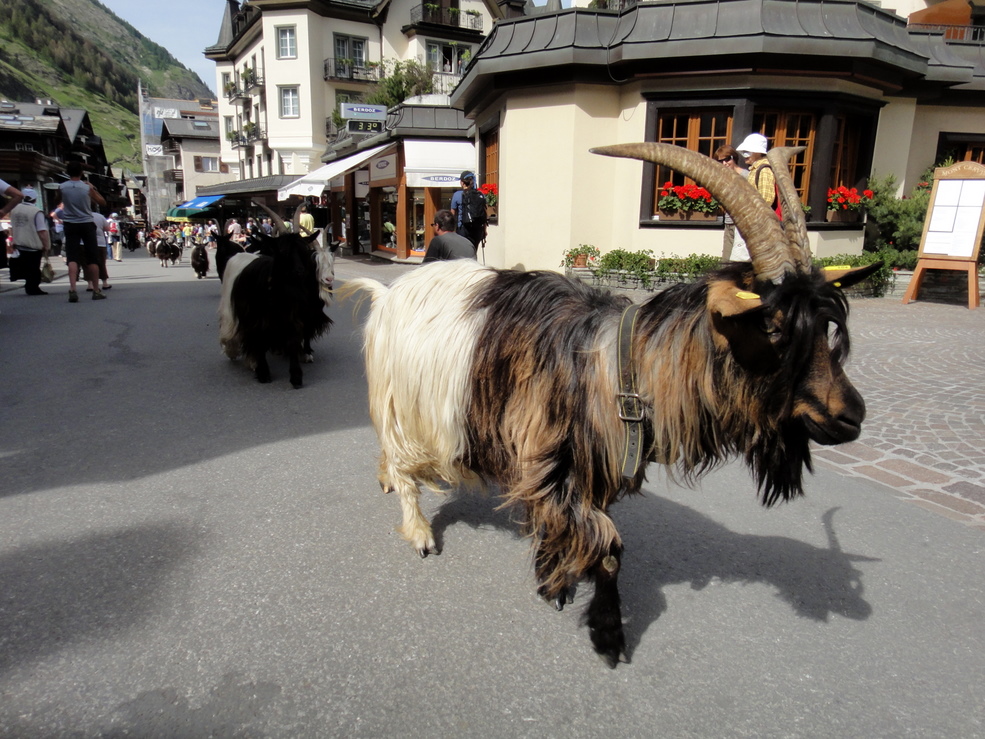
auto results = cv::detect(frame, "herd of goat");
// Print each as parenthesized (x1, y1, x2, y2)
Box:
(193, 144, 877, 668)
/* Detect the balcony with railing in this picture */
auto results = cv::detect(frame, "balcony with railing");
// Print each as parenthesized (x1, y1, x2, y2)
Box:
(409, 4, 483, 32)
(163, 168, 184, 184)
(227, 125, 266, 148)
(431, 71, 464, 94)
(324, 58, 381, 83)
(224, 84, 249, 102)
(242, 69, 265, 93)
(908, 23, 985, 42)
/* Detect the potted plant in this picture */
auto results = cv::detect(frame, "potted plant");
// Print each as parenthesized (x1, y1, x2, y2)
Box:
(562, 244, 600, 269)
(223, 80, 237, 96)
(656, 181, 721, 221)
(826, 185, 873, 222)
(480, 182, 498, 217)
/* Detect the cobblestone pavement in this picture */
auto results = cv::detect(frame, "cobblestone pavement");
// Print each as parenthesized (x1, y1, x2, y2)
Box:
(816, 296, 985, 532)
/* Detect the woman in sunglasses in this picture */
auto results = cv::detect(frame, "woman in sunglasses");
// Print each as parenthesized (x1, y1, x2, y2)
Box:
(714, 144, 750, 262)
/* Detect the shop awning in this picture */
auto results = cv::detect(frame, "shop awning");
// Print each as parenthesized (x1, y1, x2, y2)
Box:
(277, 144, 394, 200)
(403, 140, 475, 188)
(165, 194, 227, 221)
(178, 195, 225, 210)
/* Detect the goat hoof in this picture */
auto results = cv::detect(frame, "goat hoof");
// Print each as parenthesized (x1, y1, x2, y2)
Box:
(291, 380, 303, 389)
(597, 649, 630, 669)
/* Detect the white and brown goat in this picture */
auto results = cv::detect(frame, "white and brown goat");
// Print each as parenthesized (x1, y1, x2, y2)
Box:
(341, 143, 879, 667)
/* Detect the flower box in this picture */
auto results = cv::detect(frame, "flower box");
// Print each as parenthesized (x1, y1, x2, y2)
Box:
(657, 209, 721, 222)
(826, 209, 861, 223)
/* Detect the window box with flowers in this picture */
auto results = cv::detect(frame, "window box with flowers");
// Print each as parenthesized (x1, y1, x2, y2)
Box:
(826, 186, 873, 223)
(480, 182, 498, 219)
(655, 182, 723, 222)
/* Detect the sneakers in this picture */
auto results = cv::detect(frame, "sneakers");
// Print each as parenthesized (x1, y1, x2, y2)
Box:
(68, 290, 78, 303)
(92, 291, 107, 301)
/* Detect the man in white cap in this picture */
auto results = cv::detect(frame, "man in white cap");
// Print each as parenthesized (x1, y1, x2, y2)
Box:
(736, 132, 779, 215)
(8, 186, 51, 295)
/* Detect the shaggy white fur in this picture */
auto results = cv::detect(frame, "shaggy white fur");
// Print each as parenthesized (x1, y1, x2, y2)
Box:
(343, 260, 493, 552)
(217, 252, 259, 360)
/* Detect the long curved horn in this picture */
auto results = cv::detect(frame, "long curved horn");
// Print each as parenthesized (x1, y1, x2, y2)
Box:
(767, 146, 811, 271)
(252, 201, 287, 234)
(591, 143, 797, 285)
(292, 205, 302, 235)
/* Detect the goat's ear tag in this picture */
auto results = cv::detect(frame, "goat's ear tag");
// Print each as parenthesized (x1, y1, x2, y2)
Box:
(708, 280, 763, 317)
(823, 261, 883, 288)
(824, 265, 851, 271)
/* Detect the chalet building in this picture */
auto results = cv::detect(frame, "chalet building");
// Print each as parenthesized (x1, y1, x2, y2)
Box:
(0, 99, 125, 217)
(199, 0, 504, 248)
(448, 0, 985, 270)
(199, 0, 985, 267)
(138, 91, 232, 224)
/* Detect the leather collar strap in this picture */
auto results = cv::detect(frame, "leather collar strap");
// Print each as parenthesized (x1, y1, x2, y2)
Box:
(617, 302, 646, 480)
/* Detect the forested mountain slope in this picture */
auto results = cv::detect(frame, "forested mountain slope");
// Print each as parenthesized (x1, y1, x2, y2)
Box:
(0, 0, 214, 171)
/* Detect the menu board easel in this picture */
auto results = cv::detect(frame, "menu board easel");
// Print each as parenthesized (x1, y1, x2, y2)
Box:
(901, 161, 985, 310)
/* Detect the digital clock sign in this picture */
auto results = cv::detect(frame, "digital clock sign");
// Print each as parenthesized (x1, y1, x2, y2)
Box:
(347, 119, 384, 134)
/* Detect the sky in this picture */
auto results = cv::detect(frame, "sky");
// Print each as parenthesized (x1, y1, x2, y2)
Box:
(97, 0, 228, 95)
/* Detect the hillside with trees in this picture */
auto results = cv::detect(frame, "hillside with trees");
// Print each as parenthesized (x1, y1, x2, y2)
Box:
(0, 0, 214, 172)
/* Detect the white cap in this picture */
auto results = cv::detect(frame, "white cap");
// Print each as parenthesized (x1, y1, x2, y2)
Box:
(736, 133, 768, 156)
(21, 187, 38, 202)
(110, 212, 118, 218)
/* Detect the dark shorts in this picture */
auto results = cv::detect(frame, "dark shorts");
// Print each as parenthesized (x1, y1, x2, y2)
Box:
(63, 221, 101, 266)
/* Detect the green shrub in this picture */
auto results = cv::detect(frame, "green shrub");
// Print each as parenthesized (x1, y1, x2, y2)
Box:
(814, 252, 895, 297)
(594, 249, 656, 287)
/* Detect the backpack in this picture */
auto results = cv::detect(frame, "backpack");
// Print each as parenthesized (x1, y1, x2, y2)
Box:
(461, 188, 487, 227)
(109, 221, 118, 234)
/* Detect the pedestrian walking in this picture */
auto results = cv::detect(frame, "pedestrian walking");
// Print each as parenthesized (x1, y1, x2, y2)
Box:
(59, 160, 108, 302)
(7, 186, 51, 295)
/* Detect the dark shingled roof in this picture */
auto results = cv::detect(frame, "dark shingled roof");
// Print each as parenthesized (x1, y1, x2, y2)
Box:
(196, 174, 297, 197)
(161, 119, 221, 138)
(452, 0, 979, 111)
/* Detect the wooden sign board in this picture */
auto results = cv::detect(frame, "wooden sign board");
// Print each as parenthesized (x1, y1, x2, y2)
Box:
(902, 161, 985, 309)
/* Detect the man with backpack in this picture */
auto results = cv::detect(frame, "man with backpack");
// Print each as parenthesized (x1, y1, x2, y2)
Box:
(451, 171, 486, 249)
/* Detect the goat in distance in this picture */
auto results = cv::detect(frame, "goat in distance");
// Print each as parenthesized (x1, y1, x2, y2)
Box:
(218, 204, 338, 388)
(340, 143, 880, 668)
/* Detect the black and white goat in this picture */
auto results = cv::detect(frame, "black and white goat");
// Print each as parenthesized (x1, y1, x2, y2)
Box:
(218, 205, 337, 388)
(341, 143, 880, 668)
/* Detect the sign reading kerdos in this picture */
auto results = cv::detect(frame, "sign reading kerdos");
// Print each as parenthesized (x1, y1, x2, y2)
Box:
(340, 104, 387, 121)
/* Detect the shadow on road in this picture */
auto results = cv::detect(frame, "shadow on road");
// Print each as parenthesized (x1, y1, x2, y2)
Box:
(0, 522, 202, 674)
(428, 488, 877, 659)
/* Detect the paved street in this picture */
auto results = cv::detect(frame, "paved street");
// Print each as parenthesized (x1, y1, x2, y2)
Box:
(0, 251, 983, 737)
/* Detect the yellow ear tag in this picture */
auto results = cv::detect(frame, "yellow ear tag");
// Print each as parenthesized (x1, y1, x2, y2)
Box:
(824, 265, 851, 271)
(834, 281, 842, 287)
(735, 291, 760, 300)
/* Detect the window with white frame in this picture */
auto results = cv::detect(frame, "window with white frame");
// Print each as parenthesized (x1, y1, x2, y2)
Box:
(334, 35, 367, 67)
(195, 156, 220, 173)
(279, 86, 300, 118)
(427, 41, 470, 74)
(277, 26, 297, 59)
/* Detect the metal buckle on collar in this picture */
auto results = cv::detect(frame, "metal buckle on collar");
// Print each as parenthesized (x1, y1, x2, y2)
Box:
(617, 392, 645, 422)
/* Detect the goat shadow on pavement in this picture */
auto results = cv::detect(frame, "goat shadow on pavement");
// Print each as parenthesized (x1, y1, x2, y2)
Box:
(429, 488, 876, 660)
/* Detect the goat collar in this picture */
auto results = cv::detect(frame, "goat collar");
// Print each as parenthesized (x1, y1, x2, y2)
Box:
(617, 303, 646, 480)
